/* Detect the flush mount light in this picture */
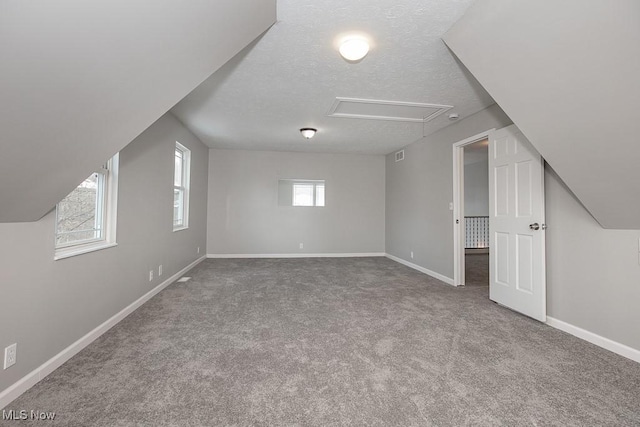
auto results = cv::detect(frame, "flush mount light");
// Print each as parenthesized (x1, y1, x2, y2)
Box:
(300, 128, 317, 139)
(339, 37, 370, 62)
(448, 113, 459, 120)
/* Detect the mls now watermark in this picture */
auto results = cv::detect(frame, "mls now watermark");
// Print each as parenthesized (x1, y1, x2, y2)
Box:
(2, 410, 56, 421)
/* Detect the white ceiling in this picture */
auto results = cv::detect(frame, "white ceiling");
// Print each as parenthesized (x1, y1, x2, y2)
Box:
(172, 0, 495, 155)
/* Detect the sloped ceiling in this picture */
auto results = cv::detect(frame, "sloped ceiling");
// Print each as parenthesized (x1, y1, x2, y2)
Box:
(172, 0, 495, 155)
(0, 0, 276, 222)
(444, 0, 640, 229)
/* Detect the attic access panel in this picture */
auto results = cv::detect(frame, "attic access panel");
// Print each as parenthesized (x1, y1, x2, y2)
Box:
(328, 97, 453, 123)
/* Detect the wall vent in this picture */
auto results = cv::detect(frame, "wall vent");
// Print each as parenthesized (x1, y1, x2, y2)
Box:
(395, 150, 405, 162)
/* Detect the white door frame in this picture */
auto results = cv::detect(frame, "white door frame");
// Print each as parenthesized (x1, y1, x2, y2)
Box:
(452, 129, 495, 287)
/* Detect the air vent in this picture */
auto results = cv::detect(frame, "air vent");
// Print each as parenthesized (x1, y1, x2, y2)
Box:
(328, 97, 453, 123)
(395, 150, 405, 162)
(177, 277, 191, 283)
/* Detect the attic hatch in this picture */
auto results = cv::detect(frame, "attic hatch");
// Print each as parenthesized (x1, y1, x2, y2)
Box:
(327, 97, 453, 123)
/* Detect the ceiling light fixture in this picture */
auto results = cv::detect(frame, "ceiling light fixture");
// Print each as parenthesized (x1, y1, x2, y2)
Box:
(300, 128, 317, 139)
(339, 37, 370, 62)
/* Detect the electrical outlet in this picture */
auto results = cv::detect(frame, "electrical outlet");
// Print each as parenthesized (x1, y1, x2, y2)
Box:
(410, 251, 414, 259)
(158, 265, 163, 276)
(149, 270, 154, 282)
(299, 243, 303, 249)
(4, 343, 16, 369)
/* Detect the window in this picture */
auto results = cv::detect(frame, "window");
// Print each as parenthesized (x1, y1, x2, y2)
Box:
(278, 179, 326, 207)
(173, 142, 191, 230)
(292, 181, 325, 207)
(55, 154, 119, 260)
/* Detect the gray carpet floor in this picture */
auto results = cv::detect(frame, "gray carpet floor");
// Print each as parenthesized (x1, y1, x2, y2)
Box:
(5, 257, 640, 426)
(465, 254, 489, 287)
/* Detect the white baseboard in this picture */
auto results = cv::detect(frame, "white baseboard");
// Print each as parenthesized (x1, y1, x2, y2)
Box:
(207, 253, 385, 259)
(546, 316, 640, 363)
(385, 254, 454, 286)
(0, 256, 206, 410)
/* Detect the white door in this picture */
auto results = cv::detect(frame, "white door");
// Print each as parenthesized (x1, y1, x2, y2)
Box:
(489, 125, 546, 321)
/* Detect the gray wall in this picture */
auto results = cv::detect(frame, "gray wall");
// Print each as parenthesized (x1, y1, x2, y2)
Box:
(0, 0, 275, 222)
(464, 159, 489, 217)
(444, 0, 640, 229)
(545, 167, 640, 350)
(386, 103, 640, 351)
(0, 113, 208, 393)
(207, 149, 385, 255)
(386, 104, 512, 277)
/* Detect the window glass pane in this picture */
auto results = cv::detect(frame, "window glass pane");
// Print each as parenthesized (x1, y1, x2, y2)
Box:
(293, 184, 314, 206)
(54, 153, 119, 259)
(174, 188, 184, 227)
(174, 143, 190, 230)
(315, 184, 325, 207)
(278, 179, 325, 207)
(174, 149, 183, 187)
(56, 173, 102, 246)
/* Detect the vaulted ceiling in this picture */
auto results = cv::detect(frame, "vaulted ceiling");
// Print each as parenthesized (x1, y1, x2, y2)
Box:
(444, 0, 640, 229)
(7, 1, 633, 230)
(0, 0, 276, 222)
(172, 0, 495, 155)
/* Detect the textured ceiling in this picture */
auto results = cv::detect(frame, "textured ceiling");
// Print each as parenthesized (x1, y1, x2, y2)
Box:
(172, 0, 495, 155)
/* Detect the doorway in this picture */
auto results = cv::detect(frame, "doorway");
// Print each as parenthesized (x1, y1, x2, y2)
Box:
(453, 126, 547, 321)
(452, 130, 493, 287)
(463, 139, 489, 286)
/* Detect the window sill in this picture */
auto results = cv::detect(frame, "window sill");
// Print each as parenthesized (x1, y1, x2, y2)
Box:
(173, 226, 189, 232)
(54, 242, 118, 261)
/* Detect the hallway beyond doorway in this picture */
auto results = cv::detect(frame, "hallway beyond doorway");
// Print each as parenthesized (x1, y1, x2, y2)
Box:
(465, 253, 489, 286)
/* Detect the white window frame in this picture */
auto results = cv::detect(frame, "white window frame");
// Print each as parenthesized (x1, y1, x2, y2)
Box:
(173, 142, 191, 231)
(292, 180, 325, 207)
(54, 153, 119, 260)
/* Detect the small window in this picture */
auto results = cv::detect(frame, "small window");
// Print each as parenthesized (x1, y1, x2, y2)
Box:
(292, 183, 314, 206)
(292, 181, 325, 207)
(55, 154, 119, 260)
(173, 142, 191, 230)
(278, 179, 325, 207)
(292, 182, 325, 207)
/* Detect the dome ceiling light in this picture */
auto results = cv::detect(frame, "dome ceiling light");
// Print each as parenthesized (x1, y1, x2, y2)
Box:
(300, 128, 317, 139)
(338, 36, 370, 62)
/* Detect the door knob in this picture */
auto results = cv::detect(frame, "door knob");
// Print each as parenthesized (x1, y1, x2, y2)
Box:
(529, 222, 540, 230)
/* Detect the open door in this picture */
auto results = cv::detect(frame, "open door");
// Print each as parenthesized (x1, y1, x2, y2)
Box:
(489, 125, 546, 321)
